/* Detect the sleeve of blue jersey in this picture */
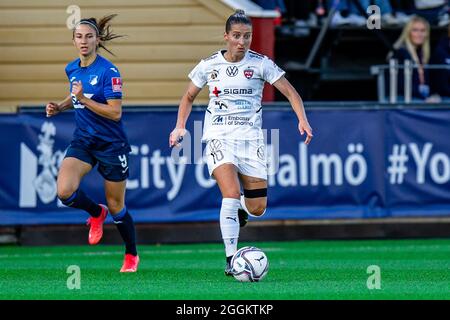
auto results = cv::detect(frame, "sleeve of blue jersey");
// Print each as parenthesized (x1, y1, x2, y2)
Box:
(103, 67, 123, 100)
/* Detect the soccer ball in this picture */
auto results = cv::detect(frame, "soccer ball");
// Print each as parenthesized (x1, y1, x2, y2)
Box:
(231, 246, 269, 282)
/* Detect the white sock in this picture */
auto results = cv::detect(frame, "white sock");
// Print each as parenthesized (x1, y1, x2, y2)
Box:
(220, 198, 240, 257)
(240, 194, 266, 217)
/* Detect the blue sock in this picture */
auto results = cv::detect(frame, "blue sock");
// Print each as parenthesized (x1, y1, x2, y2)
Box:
(112, 206, 137, 256)
(60, 189, 101, 217)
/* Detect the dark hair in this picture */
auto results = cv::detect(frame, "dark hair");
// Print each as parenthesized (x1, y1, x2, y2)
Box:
(73, 14, 124, 56)
(225, 9, 252, 33)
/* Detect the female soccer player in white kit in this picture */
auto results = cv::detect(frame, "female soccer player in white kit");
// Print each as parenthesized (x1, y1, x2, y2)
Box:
(169, 10, 313, 275)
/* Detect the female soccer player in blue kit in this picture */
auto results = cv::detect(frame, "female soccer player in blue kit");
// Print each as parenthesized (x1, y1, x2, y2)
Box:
(46, 15, 139, 272)
(170, 10, 313, 276)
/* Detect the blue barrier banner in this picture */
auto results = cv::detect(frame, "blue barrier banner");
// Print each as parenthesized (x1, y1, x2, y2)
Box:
(0, 107, 449, 225)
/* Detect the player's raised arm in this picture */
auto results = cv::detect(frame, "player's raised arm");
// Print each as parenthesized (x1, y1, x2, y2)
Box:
(169, 81, 202, 147)
(71, 80, 122, 122)
(273, 76, 313, 145)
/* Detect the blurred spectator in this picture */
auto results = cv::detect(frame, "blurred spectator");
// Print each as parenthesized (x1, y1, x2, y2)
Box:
(328, 0, 366, 27)
(278, 0, 324, 37)
(388, 16, 440, 101)
(388, 0, 414, 24)
(252, 0, 287, 14)
(280, 0, 431, 29)
(430, 24, 450, 98)
(283, 0, 322, 27)
(411, 0, 449, 26)
(390, 0, 415, 13)
(328, 0, 402, 27)
(251, 0, 287, 26)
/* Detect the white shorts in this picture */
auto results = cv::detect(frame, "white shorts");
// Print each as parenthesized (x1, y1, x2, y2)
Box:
(205, 139, 267, 180)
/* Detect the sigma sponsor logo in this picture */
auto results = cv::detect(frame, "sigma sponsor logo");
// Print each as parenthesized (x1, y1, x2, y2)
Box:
(235, 100, 252, 110)
(223, 88, 253, 95)
(19, 122, 66, 208)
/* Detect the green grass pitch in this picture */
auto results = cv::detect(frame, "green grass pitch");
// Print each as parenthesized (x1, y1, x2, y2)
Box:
(0, 239, 449, 300)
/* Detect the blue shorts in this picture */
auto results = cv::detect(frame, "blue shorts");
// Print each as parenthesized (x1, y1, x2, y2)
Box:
(64, 140, 130, 182)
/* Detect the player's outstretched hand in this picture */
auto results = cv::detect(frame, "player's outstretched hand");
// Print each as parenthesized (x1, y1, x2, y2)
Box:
(169, 128, 187, 147)
(299, 121, 313, 145)
(46, 102, 60, 118)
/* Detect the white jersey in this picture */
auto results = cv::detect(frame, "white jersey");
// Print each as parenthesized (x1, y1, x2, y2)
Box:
(189, 50, 285, 141)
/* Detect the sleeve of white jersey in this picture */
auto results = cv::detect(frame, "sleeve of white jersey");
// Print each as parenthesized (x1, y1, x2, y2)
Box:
(188, 60, 207, 89)
(262, 56, 286, 85)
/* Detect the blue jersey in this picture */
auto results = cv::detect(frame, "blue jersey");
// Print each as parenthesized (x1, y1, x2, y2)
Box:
(65, 55, 130, 155)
